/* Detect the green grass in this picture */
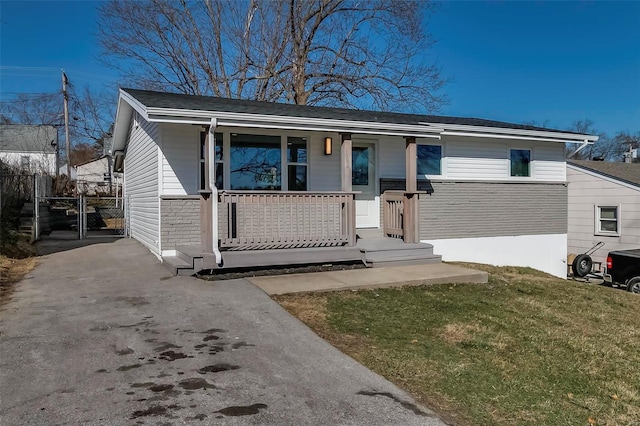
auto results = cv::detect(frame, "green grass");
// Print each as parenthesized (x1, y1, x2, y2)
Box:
(276, 264, 640, 425)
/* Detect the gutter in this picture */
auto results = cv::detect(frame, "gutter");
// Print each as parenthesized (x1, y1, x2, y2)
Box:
(208, 118, 222, 266)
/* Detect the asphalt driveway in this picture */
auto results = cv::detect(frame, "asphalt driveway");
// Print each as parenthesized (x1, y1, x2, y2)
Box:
(0, 238, 445, 425)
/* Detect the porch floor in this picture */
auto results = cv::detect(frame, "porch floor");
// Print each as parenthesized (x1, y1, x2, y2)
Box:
(163, 232, 441, 276)
(249, 263, 488, 295)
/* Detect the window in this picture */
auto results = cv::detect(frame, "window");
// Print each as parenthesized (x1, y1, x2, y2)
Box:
(199, 132, 223, 190)
(510, 149, 531, 177)
(230, 134, 281, 190)
(417, 144, 442, 176)
(287, 137, 307, 191)
(596, 206, 620, 236)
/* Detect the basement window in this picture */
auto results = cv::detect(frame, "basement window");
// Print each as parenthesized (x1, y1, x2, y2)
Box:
(595, 205, 620, 236)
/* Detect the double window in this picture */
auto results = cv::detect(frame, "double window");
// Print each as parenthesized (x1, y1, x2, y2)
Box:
(417, 144, 442, 176)
(595, 205, 620, 236)
(203, 133, 308, 191)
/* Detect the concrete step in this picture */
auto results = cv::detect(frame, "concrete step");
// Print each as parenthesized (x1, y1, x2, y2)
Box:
(19, 225, 33, 232)
(364, 251, 440, 263)
(202, 246, 363, 270)
(162, 256, 196, 276)
(366, 254, 442, 268)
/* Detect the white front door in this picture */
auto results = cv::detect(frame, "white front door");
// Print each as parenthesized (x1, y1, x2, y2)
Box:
(352, 141, 379, 228)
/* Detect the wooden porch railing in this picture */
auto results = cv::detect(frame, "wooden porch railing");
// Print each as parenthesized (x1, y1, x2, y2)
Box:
(218, 191, 356, 250)
(382, 191, 422, 244)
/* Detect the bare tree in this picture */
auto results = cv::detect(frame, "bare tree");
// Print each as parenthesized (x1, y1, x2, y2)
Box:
(567, 119, 638, 162)
(97, 0, 446, 112)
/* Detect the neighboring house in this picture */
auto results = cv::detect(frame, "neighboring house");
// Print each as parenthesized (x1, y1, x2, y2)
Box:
(111, 88, 598, 277)
(75, 156, 113, 195)
(567, 160, 640, 265)
(58, 163, 78, 180)
(0, 124, 57, 174)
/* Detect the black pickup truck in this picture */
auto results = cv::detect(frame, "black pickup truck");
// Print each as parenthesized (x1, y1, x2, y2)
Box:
(604, 249, 640, 294)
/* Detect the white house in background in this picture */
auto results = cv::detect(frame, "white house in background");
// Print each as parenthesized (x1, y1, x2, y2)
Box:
(75, 156, 113, 195)
(567, 160, 640, 265)
(111, 88, 598, 277)
(0, 124, 57, 174)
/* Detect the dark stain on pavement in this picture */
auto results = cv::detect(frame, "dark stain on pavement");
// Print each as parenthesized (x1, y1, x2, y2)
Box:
(130, 405, 167, 418)
(158, 351, 188, 361)
(117, 364, 142, 371)
(149, 384, 174, 392)
(231, 341, 255, 349)
(131, 382, 156, 388)
(95, 369, 108, 373)
(177, 378, 216, 390)
(115, 347, 134, 355)
(186, 414, 208, 421)
(203, 335, 219, 341)
(198, 363, 240, 374)
(155, 342, 182, 352)
(216, 403, 267, 416)
(114, 296, 149, 306)
(356, 390, 433, 417)
(208, 345, 225, 355)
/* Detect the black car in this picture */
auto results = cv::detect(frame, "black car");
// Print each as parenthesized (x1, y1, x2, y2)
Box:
(604, 249, 640, 294)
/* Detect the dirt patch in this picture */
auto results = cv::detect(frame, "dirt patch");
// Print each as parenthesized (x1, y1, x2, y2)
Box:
(439, 323, 485, 345)
(0, 255, 36, 307)
(197, 262, 365, 281)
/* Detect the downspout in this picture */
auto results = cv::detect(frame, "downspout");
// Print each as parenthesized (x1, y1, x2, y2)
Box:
(208, 118, 222, 265)
(567, 139, 592, 159)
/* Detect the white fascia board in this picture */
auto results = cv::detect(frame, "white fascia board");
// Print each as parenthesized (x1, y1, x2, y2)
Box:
(145, 107, 442, 137)
(111, 98, 134, 152)
(567, 164, 640, 192)
(119, 89, 149, 120)
(440, 131, 593, 145)
(428, 123, 598, 142)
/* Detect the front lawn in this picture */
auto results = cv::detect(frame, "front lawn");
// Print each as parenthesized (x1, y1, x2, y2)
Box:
(275, 264, 640, 425)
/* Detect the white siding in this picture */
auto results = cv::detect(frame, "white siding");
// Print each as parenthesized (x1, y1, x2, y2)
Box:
(444, 137, 509, 180)
(125, 114, 160, 255)
(160, 123, 199, 195)
(567, 166, 640, 264)
(533, 144, 566, 181)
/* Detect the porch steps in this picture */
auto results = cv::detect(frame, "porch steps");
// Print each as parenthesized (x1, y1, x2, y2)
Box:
(356, 237, 442, 268)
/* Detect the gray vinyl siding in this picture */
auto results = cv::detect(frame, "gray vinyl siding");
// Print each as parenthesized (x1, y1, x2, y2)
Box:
(416, 181, 567, 240)
(125, 114, 160, 254)
(567, 166, 640, 264)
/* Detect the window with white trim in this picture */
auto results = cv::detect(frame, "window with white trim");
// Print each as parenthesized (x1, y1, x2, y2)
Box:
(417, 144, 442, 176)
(510, 149, 531, 177)
(595, 205, 620, 236)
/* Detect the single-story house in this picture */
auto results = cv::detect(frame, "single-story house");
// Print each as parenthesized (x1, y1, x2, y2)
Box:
(0, 124, 57, 175)
(75, 156, 113, 195)
(111, 88, 598, 277)
(567, 160, 640, 266)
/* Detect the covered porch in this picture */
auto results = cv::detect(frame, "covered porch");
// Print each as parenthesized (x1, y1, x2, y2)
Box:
(163, 129, 438, 275)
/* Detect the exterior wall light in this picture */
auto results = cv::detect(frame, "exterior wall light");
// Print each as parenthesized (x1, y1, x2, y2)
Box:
(324, 137, 332, 155)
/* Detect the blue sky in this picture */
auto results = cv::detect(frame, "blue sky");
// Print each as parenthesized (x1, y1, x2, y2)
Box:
(1, 1, 638, 136)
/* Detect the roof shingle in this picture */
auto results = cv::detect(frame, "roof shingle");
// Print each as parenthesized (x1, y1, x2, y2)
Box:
(122, 88, 585, 135)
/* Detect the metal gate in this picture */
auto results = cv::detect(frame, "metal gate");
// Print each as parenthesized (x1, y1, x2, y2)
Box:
(82, 196, 125, 238)
(36, 195, 126, 240)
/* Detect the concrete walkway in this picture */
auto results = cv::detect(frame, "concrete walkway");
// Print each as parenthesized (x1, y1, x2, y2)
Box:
(0, 238, 446, 426)
(250, 263, 488, 295)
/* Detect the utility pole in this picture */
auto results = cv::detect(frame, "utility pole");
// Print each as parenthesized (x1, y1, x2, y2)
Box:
(62, 70, 71, 181)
